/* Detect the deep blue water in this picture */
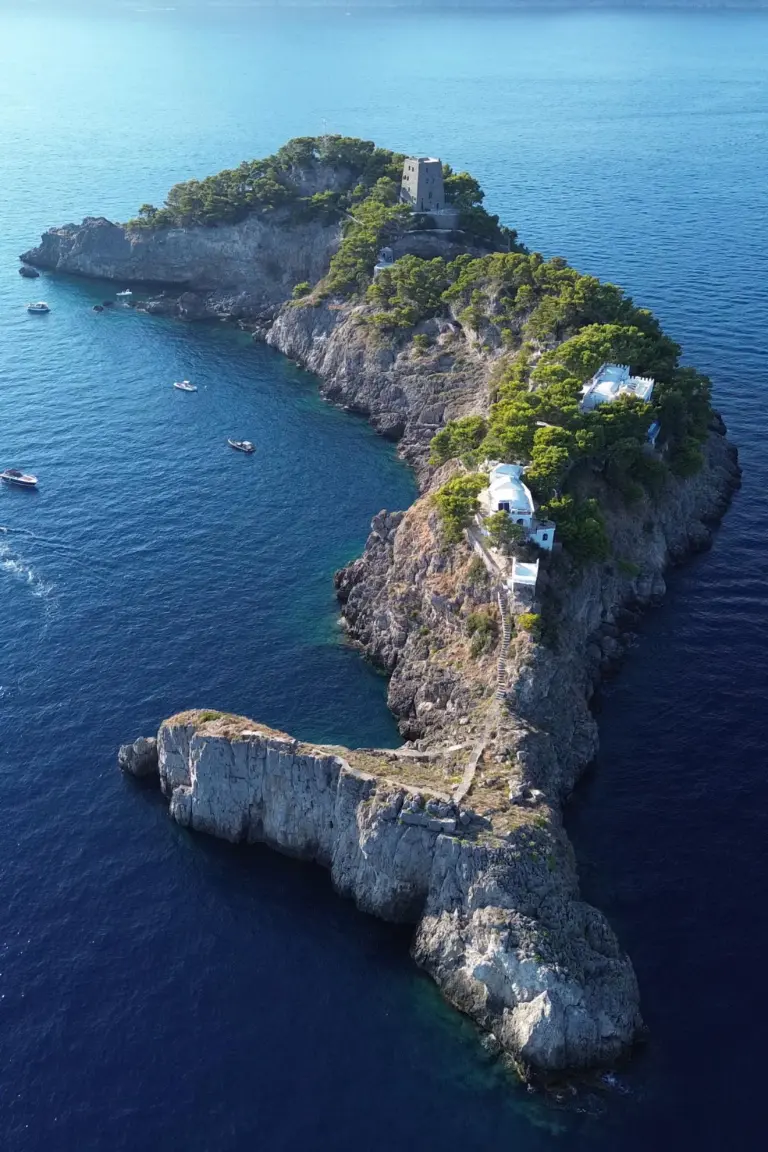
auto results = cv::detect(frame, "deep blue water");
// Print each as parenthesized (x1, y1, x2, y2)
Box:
(1, 5, 767, 1149)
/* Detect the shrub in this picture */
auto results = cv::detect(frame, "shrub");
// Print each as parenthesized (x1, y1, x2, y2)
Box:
(517, 613, 542, 639)
(544, 495, 609, 564)
(617, 558, 641, 577)
(466, 556, 488, 585)
(429, 415, 487, 465)
(292, 281, 311, 299)
(466, 609, 497, 657)
(433, 473, 488, 544)
(412, 333, 432, 354)
(484, 510, 526, 552)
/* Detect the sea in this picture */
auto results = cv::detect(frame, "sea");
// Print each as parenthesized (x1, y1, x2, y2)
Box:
(1, 4, 767, 1149)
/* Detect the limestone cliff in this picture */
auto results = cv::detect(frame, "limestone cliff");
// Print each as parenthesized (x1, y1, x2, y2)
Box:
(122, 712, 641, 1077)
(20, 212, 342, 315)
(265, 300, 492, 467)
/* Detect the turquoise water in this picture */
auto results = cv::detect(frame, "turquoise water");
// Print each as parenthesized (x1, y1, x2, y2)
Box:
(1, 4, 768, 1149)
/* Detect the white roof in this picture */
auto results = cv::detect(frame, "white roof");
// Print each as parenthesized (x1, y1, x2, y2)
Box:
(581, 362, 655, 410)
(488, 464, 534, 516)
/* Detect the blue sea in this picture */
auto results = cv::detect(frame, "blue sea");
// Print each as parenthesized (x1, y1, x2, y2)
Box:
(1, 4, 767, 1148)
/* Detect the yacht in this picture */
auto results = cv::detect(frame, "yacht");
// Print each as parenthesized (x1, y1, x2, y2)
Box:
(227, 439, 255, 454)
(173, 380, 197, 392)
(116, 289, 133, 297)
(27, 302, 50, 314)
(1, 469, 38, 488)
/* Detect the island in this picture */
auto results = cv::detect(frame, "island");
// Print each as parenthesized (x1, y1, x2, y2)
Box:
(24, 136, 740, 1083)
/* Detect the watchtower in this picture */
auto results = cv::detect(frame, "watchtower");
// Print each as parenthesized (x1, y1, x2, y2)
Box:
(400, 157, 445, 213)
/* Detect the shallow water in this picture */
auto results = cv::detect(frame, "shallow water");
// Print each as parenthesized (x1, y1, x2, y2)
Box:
(1, 4, 767, 1149)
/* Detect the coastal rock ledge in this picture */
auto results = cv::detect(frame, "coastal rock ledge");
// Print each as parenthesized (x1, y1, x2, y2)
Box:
(124, 710, 642, 1080)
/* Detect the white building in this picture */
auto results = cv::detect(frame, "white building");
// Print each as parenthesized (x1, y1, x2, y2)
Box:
(483, 464, 555, 552)
(508, 558, 540, 598)
(579, 363, 655, 413)
(373, 246, 395, 279)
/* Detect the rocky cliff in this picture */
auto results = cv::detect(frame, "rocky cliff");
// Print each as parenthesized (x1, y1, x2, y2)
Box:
(21, 212, 342, 316)
(120, 711, 641, 1078)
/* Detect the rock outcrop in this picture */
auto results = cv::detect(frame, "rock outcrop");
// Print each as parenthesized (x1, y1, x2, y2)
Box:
(118, 735, 159, 778)
(135, 710, 641, 1077)
(21, 213, 343, 315)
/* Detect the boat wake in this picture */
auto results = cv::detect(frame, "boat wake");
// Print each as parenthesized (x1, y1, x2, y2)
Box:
(0, 539, 57, 609)
(0, 526, 112, 583)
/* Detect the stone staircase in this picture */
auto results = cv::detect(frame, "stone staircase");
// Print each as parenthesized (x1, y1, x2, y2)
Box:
(495, 586, 512, 701)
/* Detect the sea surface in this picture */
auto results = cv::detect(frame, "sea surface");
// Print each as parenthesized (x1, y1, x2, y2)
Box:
(1, 4, 767, 1149)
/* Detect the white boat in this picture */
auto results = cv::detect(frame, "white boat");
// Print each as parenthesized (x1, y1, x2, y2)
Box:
(1, 469, 38, 488)
(116, 289, 133, 297)
(228, 439, 255, 454)
(27, 302, 50, 314)
(173, 380, 197, 392)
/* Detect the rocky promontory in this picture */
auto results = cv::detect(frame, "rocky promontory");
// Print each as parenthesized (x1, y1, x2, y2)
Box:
(121, 710, 642, 1078)
(32, 136, 741, 1080)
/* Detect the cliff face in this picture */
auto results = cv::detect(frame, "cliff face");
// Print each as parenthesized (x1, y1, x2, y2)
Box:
(265, 301, 492, 467)
(21, 213, 342, 313)
(130, 711, 642, 1076)
(336, 426, 739, 789)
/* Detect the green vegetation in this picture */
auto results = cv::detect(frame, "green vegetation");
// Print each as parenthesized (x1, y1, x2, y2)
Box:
(433, 473, 487, 543)
(429, 415, 487, 466)
(197, 710, 225, 723)
(430, 299, 712, 564)
(466, 608, 498, 657)
(466, 556, 488, 585)
(323, 196, 411, 297)
(292, 281, 311, 299)
(517, 613, 542, 639)
(543, 496, 609, 564)
(484, 511, 526, 552)
(127, 135, 406, 230)
(617, 558, 642, 578)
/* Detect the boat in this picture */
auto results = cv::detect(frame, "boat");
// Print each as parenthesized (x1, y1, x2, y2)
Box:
(116, 289, 132, 297)
(173, 380, 197, 392)
(1, 469, 38, 488)
(228, 439, 255, 454)
(27, 302, 50, 314)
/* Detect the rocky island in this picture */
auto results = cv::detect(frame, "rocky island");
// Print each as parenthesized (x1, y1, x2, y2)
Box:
(25, 136, 740, 1083)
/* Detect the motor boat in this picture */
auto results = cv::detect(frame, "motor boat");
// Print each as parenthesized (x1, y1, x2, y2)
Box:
(173, 380, 197, 392)
(27, 302, 50, 314)
(116, 290, 133, 297)
(1, 469, 38, 488)
(227, 439, 255, 454)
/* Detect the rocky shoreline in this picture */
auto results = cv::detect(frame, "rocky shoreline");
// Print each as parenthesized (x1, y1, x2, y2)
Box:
(26, 151, 741, 1083)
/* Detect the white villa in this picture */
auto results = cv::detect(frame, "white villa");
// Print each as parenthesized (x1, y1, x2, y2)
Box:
(481, 464, 556, 552)
(579, 363, 655, 412)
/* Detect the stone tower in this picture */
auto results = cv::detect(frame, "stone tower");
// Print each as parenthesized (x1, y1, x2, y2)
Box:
(400, 157, 445, 213)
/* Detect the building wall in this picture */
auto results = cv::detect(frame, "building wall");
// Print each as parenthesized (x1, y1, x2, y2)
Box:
(401, 158, 446, 213)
